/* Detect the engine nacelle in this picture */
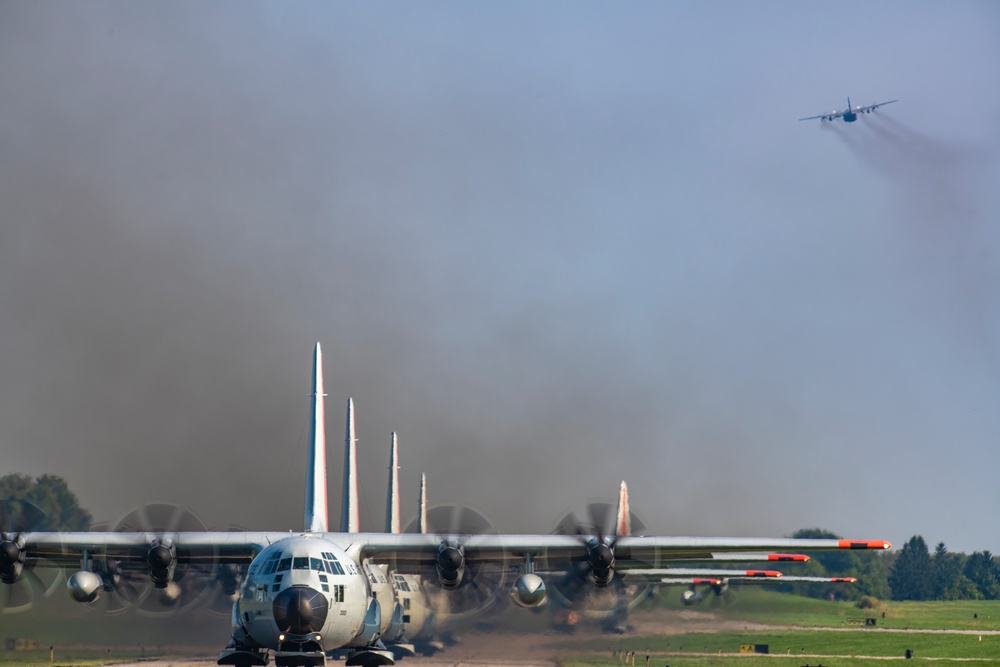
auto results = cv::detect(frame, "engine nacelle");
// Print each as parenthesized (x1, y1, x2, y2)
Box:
(587, 541, 615, 587)
(680, 588, 704, 606)
(0, 533, 26, 584)
(147, 538, 175, 588)
(510, 573, 546, 608)
(435, 542, 465, 589)
(67, 570, 103, 604)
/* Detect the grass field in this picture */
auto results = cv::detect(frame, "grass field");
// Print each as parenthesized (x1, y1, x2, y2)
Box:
(557, 590, 1000, 667)
(652, 587, 1000, 631)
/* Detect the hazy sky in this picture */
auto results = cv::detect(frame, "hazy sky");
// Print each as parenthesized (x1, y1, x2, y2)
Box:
(1, 2, 998, 554)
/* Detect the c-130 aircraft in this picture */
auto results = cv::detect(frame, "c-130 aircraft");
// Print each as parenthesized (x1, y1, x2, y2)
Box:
(0, 343, 891, 667)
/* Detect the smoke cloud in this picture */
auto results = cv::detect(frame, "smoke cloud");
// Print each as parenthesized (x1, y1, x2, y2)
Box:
(1, 3, 999, 558)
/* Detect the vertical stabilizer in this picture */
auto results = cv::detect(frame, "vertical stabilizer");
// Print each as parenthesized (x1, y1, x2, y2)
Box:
(341, 398, 360, 533)
(614, 480, 631, 537)
(417, 473, 428, 534)
(385, 433, 401, 533)
(304, 343, 328, 533)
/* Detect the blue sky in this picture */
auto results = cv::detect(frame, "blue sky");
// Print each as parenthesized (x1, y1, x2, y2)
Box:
(1, 2, 998, 554)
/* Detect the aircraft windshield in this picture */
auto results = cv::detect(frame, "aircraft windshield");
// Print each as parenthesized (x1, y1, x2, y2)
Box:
(278, 558, 291, 571)
(293, 557, 310, 570)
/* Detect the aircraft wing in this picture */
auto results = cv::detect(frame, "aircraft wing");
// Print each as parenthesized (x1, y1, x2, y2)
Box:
(13, 531, 272, 568)
(798, 109, 846, 121)
(615, 552, 809, 567)
(652, 575, 855, 585)
(622, 568, 782, 579)
(856, 99, 897, 113)
(13, 532, 887, 569)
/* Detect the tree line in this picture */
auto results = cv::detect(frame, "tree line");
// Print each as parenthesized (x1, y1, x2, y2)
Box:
(780, 529, 1000, 602)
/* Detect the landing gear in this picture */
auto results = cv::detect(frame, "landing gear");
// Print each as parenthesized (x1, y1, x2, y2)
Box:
(218, 645, 269, 666)
(344, 647, 395, 667)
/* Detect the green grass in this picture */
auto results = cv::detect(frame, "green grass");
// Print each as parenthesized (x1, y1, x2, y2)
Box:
(572, 630, 997, 659)
(552, 590, 1000, 667)
(650, 588, 1000, 632)
(561, 658, 1000, 667)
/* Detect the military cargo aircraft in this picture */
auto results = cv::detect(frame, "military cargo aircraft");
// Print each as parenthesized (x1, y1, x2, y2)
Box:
(799, 97, 897, 122)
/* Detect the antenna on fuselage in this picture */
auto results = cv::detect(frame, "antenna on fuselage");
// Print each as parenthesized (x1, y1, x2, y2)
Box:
(341, 398, 360, 533)
(385, 433, 401, 533)
(304, 343, 329, 533)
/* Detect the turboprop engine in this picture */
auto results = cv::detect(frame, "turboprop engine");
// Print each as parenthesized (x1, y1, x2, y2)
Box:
(147, 538, 176, 588)
(510, 573, 546, 608)
(435, 541, 465, 589)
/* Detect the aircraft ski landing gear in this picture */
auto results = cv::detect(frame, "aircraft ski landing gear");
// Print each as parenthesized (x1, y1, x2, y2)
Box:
(344, 648, 395, 667)
(273, 652, 326, 667)
(217, 646, 269, 667)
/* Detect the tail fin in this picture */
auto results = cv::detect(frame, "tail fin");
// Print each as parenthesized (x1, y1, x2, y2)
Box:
(304, 343, 329, 533)
(341, 398, 360, 532)
(417, 473, 428, 534)
(848, 96, 852, 110)
(385, 433, 401, 533)
(614, 481, 631, 537)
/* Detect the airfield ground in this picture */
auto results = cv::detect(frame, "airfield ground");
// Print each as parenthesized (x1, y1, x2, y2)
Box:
(3, 593, 999, 667)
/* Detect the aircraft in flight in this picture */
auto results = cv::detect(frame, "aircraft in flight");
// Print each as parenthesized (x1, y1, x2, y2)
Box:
(799, 97, 897, 123)
(0, 343, 891, 667)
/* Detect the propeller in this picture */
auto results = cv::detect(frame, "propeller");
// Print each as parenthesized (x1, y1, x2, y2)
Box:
(0, 499, 66, 614)
(401, 503, 508, 620)
(549, 500, 649, 621)
(88, 502, 231, 617)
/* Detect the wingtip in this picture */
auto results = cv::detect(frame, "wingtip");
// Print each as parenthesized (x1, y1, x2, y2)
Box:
(838, 539, 892, 550)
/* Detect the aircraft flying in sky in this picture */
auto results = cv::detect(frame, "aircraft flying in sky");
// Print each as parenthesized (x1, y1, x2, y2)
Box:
(0, 343, 891, 667)
(799, 97, 897, 122)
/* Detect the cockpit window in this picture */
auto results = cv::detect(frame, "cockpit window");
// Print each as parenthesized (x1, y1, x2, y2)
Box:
(278, 558, 292, 572)
(293, 557, 310, 570)
(264, 560, 278, 575)
(311, 558, 324, 572)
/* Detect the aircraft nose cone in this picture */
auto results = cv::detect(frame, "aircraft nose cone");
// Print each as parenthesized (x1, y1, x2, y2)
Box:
(272, 586, 329, 635)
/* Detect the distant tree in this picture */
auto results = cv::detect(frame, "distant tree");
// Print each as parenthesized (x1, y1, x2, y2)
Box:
(964, 551, 1000, 600)
(944, 574, 982, 601)
(931, 542, 962, 600)
(854, 551, 891, 600)
(0, 473, 92, 531)
(888, 535, 933, 601)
